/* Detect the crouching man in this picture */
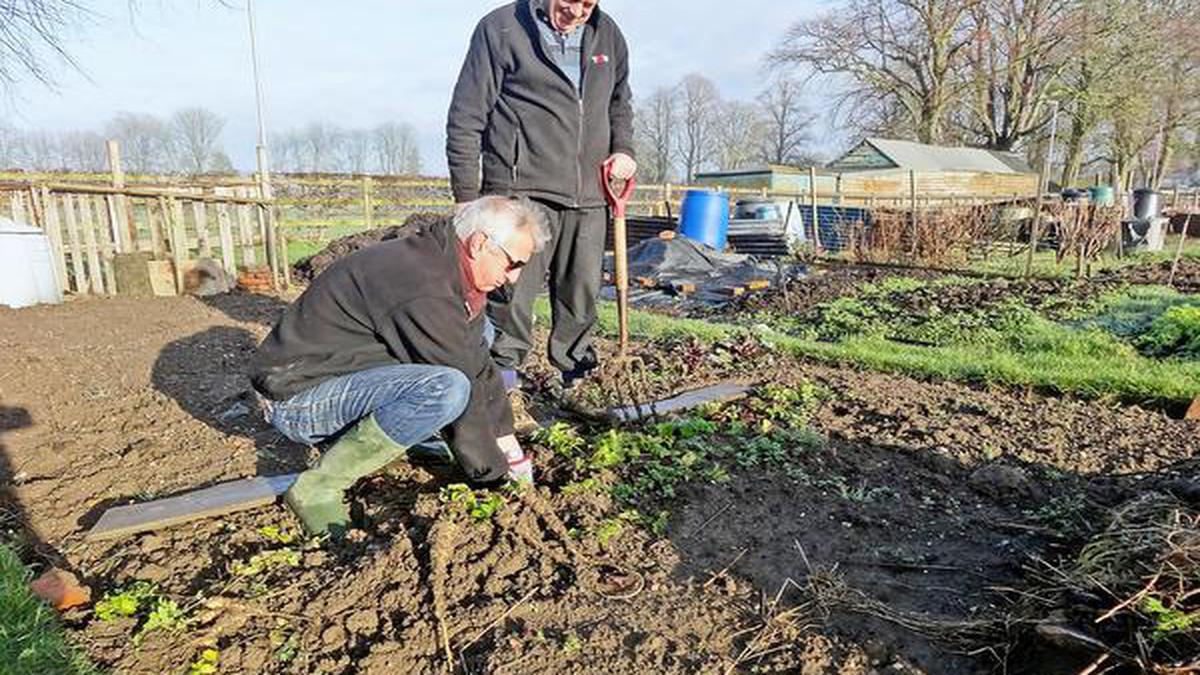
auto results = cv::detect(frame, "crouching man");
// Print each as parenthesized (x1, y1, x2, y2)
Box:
(250, 196, 550, 536)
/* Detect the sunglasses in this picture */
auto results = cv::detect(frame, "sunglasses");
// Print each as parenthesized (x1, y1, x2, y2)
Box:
(488, 235, 528, 272)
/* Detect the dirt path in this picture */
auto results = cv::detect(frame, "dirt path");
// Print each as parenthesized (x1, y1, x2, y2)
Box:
(0, 292, 1195, 674)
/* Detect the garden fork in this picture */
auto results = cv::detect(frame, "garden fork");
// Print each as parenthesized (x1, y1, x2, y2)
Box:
(599, 159, 658, 422)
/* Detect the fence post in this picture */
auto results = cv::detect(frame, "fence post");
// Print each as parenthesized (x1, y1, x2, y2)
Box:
(107, 140, 134, 253)
(255, 145, 283, 288)
(909, 170, 918, 257)
(362, 175, 373, 229)
(809, 166, 821, 254)
(41, 188, 68, 292)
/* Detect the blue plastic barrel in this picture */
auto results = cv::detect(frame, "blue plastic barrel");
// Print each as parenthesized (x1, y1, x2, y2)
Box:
(1089, 185, 1114, 207)
(678, 189, 730, 250)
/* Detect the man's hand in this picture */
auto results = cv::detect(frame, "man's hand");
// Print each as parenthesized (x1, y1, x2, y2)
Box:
(497, 434, 533, 484)
(607, 152, 637, 180)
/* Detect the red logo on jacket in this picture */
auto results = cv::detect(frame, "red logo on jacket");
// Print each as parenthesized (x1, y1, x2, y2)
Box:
(592, 54, 609, 65)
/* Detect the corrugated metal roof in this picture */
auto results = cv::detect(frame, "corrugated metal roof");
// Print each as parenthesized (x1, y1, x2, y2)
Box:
(832, 138, 1034, 175)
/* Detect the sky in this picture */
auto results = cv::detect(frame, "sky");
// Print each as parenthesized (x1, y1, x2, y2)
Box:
(1, 0, 836, 175)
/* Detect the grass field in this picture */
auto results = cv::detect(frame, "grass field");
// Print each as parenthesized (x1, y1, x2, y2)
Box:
(564, 277, 1200, 407)
(0, 545, 100, 675)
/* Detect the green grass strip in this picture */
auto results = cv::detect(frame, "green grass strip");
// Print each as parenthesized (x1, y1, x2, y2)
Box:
(535, 297, 1200, 406)
(0, 544, 101, 675)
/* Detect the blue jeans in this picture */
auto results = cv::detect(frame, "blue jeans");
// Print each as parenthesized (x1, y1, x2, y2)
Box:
(268, 364, 470, 448)
(268, 320, 495, 449)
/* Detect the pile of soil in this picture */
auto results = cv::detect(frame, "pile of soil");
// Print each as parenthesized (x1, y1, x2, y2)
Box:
(1098, 258, 1200, 294)
(292, 213, 449, 282)
(1, 291, 1196, 673)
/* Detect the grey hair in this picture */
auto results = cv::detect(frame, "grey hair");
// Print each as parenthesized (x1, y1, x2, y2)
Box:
(453, 196, 551, 252)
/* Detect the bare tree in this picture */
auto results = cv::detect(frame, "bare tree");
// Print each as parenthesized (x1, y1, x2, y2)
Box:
(0, 123, 22, 168)
(337, 127, 372, 174)
(270, 130, 304, 172)
(373, 121, 421, 175)
(758, 76, 815, 165)
(712, 100, 767, 171)
(770, 0, 979, 144)
(0, 0, 82, 86)
(298, 122, 337, 173)
(22, 129, 59, 169)
(675, 73, 720, 181)
(58, 129, 105, 170)
(105, 112, 173, 173)
(170, 107, 226, 174)
(959, 0, 1071, 150)
(634, 86, 678, 182)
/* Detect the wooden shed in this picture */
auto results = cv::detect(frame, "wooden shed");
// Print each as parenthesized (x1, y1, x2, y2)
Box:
(692, 164, 837, 194)
(828, 138, 1038, 203)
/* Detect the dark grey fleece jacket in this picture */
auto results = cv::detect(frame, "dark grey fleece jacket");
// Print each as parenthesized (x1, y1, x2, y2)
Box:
(446, 0, 635, 209)
(250, 224, 515, 484)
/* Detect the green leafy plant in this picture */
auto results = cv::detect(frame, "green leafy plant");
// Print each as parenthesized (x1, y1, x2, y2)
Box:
(532, 422, 586, 458)
(439, 484, 506, 522)
(749, 382, 821, 429)
(1142, 595, 1199, 640)
(188, 648, 219, 675)
(256, 525, 298, 545)
(232, 549, 301, 577)
(141, 598, 188, 634)
(560, 632, 583, 655)
(1137, 305, 1200, 359)
(94, 581, 157, 621)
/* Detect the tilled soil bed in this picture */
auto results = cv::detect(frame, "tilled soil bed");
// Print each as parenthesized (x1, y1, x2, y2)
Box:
(1, 290, 1196, 674)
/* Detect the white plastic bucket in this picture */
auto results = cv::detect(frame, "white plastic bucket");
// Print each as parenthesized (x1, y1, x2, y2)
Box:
(0, 217, 63, 308)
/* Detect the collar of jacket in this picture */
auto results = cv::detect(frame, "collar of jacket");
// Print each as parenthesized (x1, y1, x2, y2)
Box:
(421, 220, 479, 317)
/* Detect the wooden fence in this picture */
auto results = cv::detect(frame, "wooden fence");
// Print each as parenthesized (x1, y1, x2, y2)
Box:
(4, 167, 1198, 295)
(2, 180, 279, 297)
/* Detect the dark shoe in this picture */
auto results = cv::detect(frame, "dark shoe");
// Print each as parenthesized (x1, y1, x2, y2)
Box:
(406, 438, 454, 466)
(508, 389, 541, 433)
(560, 363, 597, 390)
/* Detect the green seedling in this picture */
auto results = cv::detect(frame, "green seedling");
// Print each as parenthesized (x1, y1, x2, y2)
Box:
(439, 484, 506, 522)
(1143, 596, 1199, 640)
(94, 581, 157, 621)
(188, 648, 219, 675)
(561, 478, 607, 496)
(232, 549, 301, 577)
(140, 598, 188, 635)
(256, 525, 298, 545)
(532, 422, 586, 458)
(270, 621, 299, 663)
(561, 632, 583, 655)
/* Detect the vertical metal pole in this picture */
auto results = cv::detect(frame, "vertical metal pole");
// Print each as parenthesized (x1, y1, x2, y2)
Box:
(247, 0, 281, 287)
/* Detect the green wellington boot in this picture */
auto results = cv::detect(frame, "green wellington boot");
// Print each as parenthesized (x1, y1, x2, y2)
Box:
(284, 414, 407, 537)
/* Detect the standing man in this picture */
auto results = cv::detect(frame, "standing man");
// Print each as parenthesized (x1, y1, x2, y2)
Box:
(251, 197, 549, 537)
(447, 0, 636, 399)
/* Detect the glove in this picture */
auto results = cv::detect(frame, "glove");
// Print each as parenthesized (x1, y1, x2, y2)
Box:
(497, 435, 534, 485)
(607, 152, 637, 180)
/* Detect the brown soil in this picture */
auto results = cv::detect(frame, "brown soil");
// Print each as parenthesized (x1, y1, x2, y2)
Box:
(1097, 258, 1200, 294)
(1, 289, 1196, 674)
(291, 214, 448, 282)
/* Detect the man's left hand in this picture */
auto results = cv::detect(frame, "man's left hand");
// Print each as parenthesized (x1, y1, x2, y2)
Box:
(607, 152, 637, 180)
(497, 434, 534, 484)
